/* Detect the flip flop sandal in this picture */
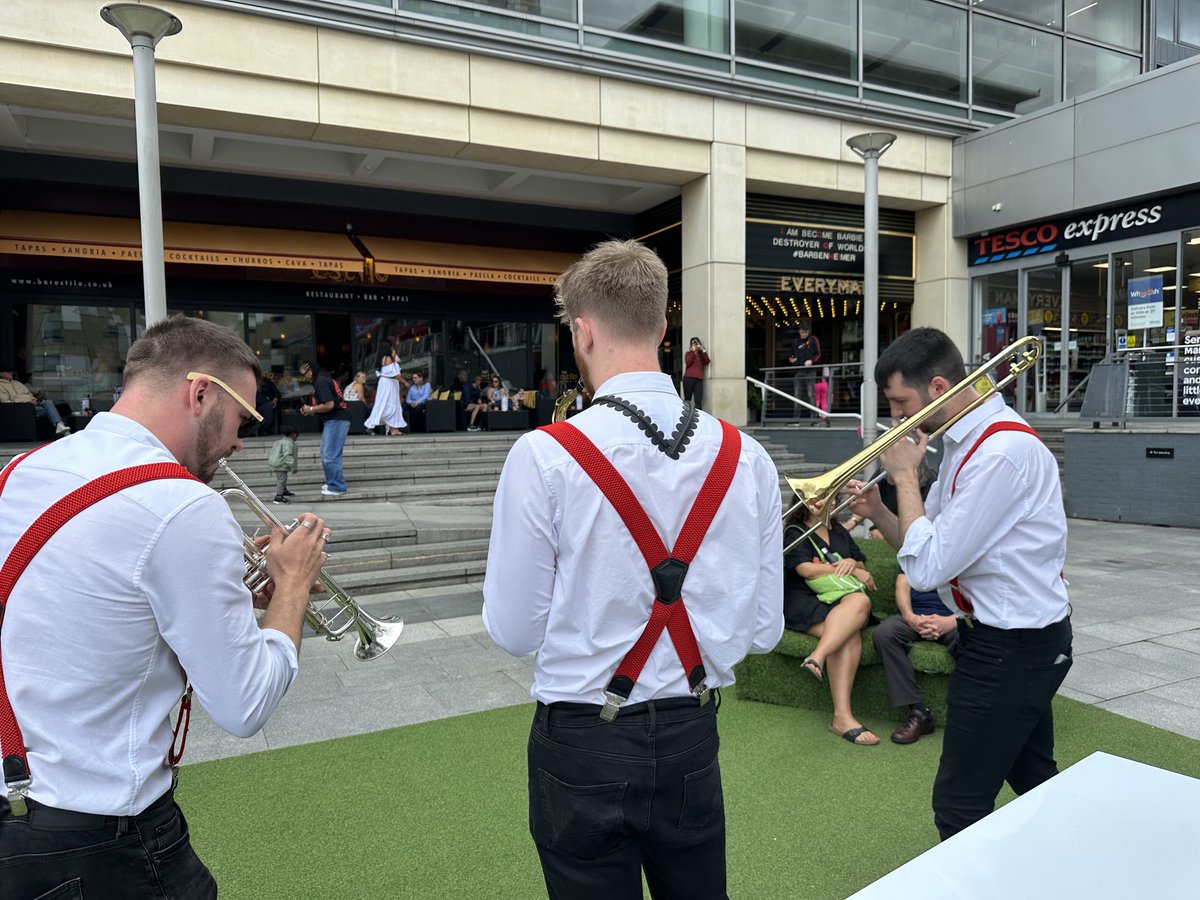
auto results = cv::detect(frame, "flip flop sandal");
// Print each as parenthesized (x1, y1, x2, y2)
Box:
(801, 657, 823, 683)
(833, 725, 879, 746)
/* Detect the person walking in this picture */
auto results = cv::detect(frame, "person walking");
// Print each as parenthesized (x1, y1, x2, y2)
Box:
(850, 326, 1071, 841)
(300, 360, 351, 495)
(269, 425, 300, 504)
(0, 315, 328, 899)
(483, 239, 783, 900)
(682, 336, 710, 410)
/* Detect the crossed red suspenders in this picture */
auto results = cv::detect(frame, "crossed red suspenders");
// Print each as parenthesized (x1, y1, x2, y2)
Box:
(946, 421, 1041, 615)
(0, 448, 197, 814)
(540, 419, 741, 721)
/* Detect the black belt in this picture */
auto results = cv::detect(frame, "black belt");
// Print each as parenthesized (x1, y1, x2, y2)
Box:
(959, 616, 1071, 643)
(540, 690, 720, 720)
(0, 786, 174, 831)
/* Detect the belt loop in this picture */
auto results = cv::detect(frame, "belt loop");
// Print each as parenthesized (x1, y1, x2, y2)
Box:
(116, 815, 130, 837)
(542, 703, 553, 741)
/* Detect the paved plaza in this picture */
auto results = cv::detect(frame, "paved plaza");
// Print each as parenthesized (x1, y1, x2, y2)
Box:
(184, 508, 1200, 765)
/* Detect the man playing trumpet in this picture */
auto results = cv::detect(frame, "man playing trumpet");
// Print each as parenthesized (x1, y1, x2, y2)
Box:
(0, 315, 329, 899)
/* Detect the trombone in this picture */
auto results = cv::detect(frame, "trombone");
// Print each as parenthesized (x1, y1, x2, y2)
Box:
(782, 335, 1043, 554)
(217, 459, 404, 661)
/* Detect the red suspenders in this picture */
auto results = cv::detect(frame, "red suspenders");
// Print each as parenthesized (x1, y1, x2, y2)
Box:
(946, 421, 1041, 614)
(540, 419, 741, 721)
(0, 450, 196, 814)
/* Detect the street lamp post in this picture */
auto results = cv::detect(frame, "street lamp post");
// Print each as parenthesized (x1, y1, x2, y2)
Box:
(101, 4, 182, 327)
(846, 131, 896, 449)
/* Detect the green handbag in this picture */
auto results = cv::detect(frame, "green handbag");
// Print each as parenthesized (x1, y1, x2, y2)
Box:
(803, 538, 867, 604)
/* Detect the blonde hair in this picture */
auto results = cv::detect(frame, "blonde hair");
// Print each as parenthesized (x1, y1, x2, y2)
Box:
(554, 239, 667, 344)
(124, 314, 260, 390)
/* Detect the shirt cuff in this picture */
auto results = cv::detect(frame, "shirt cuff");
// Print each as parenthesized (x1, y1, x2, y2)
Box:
(260, 627, 301, 682)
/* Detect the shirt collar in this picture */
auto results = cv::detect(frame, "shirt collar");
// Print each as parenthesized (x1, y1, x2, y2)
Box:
(942, 393, 1006, 448)
(87, 411, 175, 456)
(592, 371, 679, 398)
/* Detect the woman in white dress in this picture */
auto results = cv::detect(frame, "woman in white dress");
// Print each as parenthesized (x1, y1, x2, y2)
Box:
(364, 354, 408, 435)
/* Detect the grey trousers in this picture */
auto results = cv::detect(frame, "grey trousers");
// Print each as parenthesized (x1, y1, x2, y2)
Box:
(872, 614, 959, 708)
(274, 470, 289, 497)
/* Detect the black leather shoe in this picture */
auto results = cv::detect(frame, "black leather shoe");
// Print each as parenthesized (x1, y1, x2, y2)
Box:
(891, 711, 934, 744)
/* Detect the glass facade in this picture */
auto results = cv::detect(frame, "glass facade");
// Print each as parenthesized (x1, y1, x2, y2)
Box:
(971, 227, 1200, 419)
(248, 0, 1144, 125)
(19, 304, 136, 409)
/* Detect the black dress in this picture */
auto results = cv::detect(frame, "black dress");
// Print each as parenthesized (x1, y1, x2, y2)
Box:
(783, 521, 867, 633)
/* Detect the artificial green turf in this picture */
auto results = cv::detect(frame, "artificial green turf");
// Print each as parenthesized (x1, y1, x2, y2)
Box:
(180, 692, 1200, 899)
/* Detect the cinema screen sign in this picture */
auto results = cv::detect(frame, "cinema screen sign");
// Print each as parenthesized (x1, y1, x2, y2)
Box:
(967, 190, 1197, 267)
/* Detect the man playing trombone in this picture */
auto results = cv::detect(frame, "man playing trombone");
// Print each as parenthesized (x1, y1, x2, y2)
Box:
(850, 327, 1072, 841)
(0, 315, 329, 899)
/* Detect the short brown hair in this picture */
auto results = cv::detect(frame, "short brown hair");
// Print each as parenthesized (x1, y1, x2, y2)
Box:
(123, 314, 261, 390)
(554, 239, 667, 343)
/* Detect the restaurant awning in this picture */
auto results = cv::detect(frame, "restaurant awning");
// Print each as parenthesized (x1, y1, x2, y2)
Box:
(361, 235, 575, 286)
(0, 210, 363, 273)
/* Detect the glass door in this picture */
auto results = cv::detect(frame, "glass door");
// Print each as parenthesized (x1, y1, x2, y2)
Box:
(1024, 265, 1062, 413)
(1065, 256, 1108, 412)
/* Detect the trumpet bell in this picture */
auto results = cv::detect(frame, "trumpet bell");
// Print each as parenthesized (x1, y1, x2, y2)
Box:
(354, 615, 405, 662)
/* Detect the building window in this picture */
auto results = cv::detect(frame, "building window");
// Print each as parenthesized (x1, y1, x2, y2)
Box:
(1182, 0, 1200, 47)
(734, 0, 856, 81)
(973, 15, 1062, 113)
(584, 0, 729, 54)
(970, 0, 1062, 29)
(1065, 0, 1141, 51)
(863, 0, 967, 103)
(1064, 38, 1140, 97)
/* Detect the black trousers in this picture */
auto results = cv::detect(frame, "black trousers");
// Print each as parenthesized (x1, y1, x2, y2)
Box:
(0, 790, 216, 900)
(681, 377, 704, 411)
(932, 616, 1072, 841)
(528, 696, 727, 900)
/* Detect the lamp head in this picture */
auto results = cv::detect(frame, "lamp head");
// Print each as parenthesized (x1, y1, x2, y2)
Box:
(846, 132, 898, 159)
(101, 4, 182, 47)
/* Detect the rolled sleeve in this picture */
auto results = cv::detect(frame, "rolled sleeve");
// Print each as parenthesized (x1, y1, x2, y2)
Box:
(142, 494, 298, 738)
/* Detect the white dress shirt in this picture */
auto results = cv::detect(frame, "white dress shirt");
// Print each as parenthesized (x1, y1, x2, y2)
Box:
(483, 371, 784, 706)
(0, 413, 298, 815)
(898, 395, 1069, 629)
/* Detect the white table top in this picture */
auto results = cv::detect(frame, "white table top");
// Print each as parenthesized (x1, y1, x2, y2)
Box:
(851, 751, 1200, 899)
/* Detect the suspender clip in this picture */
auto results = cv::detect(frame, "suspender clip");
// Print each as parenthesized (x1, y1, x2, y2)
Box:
(599, 692, 623, 722)
(6, 781, 30, 817)
(694, 682, 711, 706)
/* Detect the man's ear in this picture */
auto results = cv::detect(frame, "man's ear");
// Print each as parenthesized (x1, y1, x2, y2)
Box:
(656, 319, 667, 347)
(572, 316, 594, 354)
(929, 374, 953, 398)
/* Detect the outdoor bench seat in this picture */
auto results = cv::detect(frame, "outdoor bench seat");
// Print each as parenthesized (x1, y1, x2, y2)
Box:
(734, 538, 956, 722)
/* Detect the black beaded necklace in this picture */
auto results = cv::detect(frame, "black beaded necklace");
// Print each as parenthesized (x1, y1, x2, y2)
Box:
(590, 394, 699, 460)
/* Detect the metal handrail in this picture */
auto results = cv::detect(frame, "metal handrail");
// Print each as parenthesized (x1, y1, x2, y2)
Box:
(1053, 370, 1091, 415)
(745, 376, 862, 427)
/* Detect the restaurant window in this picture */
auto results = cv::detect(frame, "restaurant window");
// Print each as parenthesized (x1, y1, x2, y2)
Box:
(19, 303, 135, 409)
(247, 312, 314, 406)
(449, 319, 533, 390)
(352, 316, 442, 389)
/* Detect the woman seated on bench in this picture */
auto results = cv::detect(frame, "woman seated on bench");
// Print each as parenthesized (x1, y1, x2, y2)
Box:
(784, 501, 879, 746)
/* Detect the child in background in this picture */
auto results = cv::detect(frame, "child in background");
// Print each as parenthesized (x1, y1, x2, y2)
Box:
(269, 426, 299, 504)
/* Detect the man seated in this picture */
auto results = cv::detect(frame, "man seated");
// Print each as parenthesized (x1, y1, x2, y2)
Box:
(0, 364, 70, 436)
(405, 370, 432, 432)
(463, 373, 487, 432)
(871, 571, 959, 744)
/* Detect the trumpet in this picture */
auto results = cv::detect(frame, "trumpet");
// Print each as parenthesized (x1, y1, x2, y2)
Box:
(217, 459, 404, 661)
(782, 335, 1043, 554)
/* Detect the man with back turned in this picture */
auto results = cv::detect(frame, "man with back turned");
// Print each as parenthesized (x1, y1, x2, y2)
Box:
(850, 327, 1071, 840)
(484, 239, 783, 899)
(0, 315, 329, 899)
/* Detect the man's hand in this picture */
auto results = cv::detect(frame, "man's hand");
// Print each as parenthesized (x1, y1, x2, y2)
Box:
(265, 515, 329, 597)
(804, 360, 813, 367)
(788, 355, 797, 364)
(915, 615, 957, 641)
(847, 479, 884, 521)
(879, 425, 928, 485)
